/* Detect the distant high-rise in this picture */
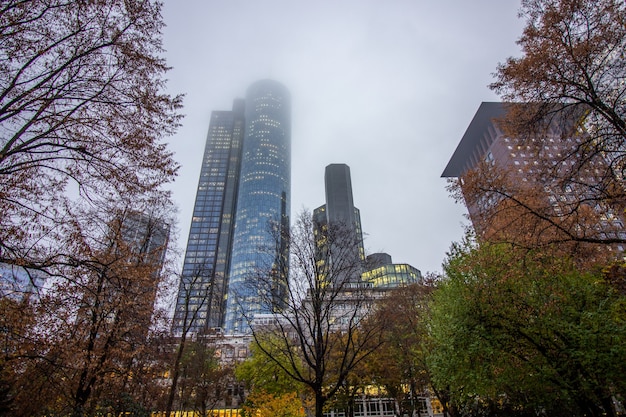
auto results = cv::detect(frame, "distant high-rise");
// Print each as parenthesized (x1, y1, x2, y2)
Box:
(120, 211, 171, 270)
(173, 100, 245, 334)
(314, 164, 365, 283)
(224, 80, 291, 333)
(118, 211, 171, 330)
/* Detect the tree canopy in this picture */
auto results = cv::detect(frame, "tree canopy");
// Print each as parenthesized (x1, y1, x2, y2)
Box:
(454, 0, 626, 254)
(429, 238, 626, 417)
(0, 0, 181, 270)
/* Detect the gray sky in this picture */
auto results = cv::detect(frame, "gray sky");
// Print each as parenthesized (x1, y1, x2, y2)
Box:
(161, 0, 525, 275)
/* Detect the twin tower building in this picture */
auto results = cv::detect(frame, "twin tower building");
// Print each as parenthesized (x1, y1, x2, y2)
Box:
(173, 80, 290, 335)
(173, 80, 421, 335)
(173, 80, 381, 335)
(172, 80, 360, 335)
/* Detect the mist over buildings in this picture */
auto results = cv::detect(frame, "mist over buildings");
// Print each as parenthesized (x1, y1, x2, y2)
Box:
(162, 0, 525, 274)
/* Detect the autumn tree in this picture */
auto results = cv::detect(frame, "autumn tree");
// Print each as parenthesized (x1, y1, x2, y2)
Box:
(236, 340, 306, 417)
(239, 211, 384, 417)
(0, 0, 181, 271)
(366, 283, 434, 417)
(1, 201, 174, 417)
(459, 0, 626, 253)
(428, 236, 626, 417)
(242, 391, 305, 417)
(492, 0, 626, 148)
(0, 2, 181, 414)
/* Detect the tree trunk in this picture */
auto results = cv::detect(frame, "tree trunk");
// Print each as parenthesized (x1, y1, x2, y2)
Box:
(601, 395, 616, 417)
(315, 390, 325, 417)
(165, 334, 187, 417)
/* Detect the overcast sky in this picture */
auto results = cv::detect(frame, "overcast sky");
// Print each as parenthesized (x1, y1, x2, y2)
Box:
(161, 0, 526, 275)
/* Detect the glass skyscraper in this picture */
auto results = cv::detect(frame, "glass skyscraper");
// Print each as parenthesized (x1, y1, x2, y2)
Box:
(224, 80, 291, 333)
(173, 80, 290, 335)
(173, 100, 245, 334)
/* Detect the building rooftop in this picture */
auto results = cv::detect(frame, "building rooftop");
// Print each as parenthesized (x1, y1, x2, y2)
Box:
(441, 102, 507, 178)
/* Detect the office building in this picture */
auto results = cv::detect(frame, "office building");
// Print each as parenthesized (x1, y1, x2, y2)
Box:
(224, 80, 291, 333)
(117, 211, 170, 329)
(119, 211, 170, 269)
(173, 100, 246, 334)
(313, 164, 365, 283)
(362, 253, 423, 288)
(441, 102, 509, 227)
(173, 80, 290, 335)
(442, 102, 626, 249)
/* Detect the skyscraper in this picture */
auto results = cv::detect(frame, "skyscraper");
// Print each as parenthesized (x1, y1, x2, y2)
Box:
(441, 102, 508, 227)
(119, 211, 171, 270)
(173, 100, 245, 334)
(116, 211, 171, 332)
(224, 80, 291, 333)
(173, 80, 291, 335)
(313, 164, 365, 283)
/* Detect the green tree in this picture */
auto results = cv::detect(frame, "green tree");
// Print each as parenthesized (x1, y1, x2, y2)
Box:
(429, 238, 626, 417)
(236, 339, 308, 417)
(236, 339, 300, 397)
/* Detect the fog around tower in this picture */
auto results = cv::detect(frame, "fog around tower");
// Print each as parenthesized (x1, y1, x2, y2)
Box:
(161, 0, 525, 275)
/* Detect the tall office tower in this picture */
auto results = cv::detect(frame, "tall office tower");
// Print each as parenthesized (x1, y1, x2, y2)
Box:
(224, 80, 291, 333)
(441, 102, 508, 227)
(117, 211, 171, 331)
(313, 164, 365, 283)
(173, 100, 245, 335)
(120, 212, 171, 270)
(442, 102, 626, 248)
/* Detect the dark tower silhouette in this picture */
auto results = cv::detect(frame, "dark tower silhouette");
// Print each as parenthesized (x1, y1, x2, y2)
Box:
(314, 164, 365, 284)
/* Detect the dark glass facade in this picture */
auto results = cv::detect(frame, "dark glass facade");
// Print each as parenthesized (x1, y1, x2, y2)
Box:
(224, 80, 291, 333)
(173, 100, 245, 334)
(313, 164, 365, 283)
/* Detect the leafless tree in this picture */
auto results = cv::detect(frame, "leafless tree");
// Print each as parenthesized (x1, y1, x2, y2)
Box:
(240, 210, 384, 417)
